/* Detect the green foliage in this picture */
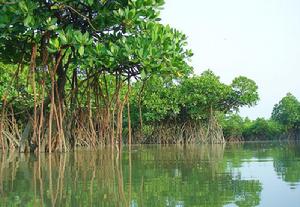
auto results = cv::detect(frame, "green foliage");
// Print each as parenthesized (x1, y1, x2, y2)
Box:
(221, 113, 284, 141)
(178, 71, 259, 121)
(180, 70, 232, 120)
(220, 93, 300, 141)
(230, 76, 259, 109)
(220, 113, 245, 139)
(1, 0, 295, 146)
(243, 118, 283, 141)
(0, 63, 17, 100)
(0, 63, 32, 109)
(130, 70, 259, 140)
(130, 75, 181, 124)
(0, 0, 195, 148)
(0, 0, 191, 78)
(271, 93, 300, 137)
(221, 93, 300, 141)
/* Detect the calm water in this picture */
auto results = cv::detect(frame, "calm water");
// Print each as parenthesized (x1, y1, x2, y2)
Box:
(0, 142, 300, 207)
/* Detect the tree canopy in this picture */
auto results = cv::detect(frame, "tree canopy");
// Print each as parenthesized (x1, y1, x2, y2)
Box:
(0, 0, 266, 151)
(271, 93, 300, 139)
(0, 0, 194, 151)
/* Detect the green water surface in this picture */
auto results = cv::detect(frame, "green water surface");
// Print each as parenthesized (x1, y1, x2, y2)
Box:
(0, 142, 300, 207)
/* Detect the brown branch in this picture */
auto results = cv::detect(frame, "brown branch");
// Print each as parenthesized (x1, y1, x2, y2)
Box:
(60, 4, 99, 32)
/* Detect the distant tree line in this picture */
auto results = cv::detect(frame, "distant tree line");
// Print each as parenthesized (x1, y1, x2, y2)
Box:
(221, 93, 300, 141)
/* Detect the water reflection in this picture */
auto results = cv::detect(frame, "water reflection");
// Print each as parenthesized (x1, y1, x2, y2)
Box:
(272, 143, 300, 185)
(0, 143, 299, 206)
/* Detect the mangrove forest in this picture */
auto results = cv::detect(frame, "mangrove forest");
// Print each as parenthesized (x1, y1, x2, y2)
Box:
(0, 0, 299, 154)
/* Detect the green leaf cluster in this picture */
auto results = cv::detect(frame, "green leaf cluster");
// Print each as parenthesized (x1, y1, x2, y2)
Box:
(130, 70, 259, 128)
(271, 93, 300, 136)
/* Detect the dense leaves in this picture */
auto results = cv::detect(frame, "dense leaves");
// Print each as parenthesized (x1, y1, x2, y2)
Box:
(221, 114, 284, 141)
(221, 93, 300, 141)
(1, 0, 292, 148)
(0, 0, 193, 150)
(127, 70, 259, 143)
(131, 70, 259, 124)
(271, 93, 300, 138)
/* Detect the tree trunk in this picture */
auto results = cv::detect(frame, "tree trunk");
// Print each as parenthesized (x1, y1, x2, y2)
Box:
(127, 79, 132, 146)
(0, 99, 7, 152)
(30, 43, 37, 146)
(19, 121, 32, 153)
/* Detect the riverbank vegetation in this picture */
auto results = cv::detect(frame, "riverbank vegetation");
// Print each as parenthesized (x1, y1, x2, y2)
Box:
(128, 71, 259, 144)
(222, 93, 300, 141)
(0, 0, 259, 152)
(0, 0, 194, 152)
(0, 0, 298, 152)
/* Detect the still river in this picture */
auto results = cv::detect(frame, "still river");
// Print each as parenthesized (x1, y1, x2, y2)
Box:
(0, 142, 300, 206)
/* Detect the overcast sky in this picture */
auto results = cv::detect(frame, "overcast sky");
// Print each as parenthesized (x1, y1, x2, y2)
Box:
(161, 0, 300, 119)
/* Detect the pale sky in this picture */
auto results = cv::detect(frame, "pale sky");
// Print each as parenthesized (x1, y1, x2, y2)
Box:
(161, 0, 300, 119)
